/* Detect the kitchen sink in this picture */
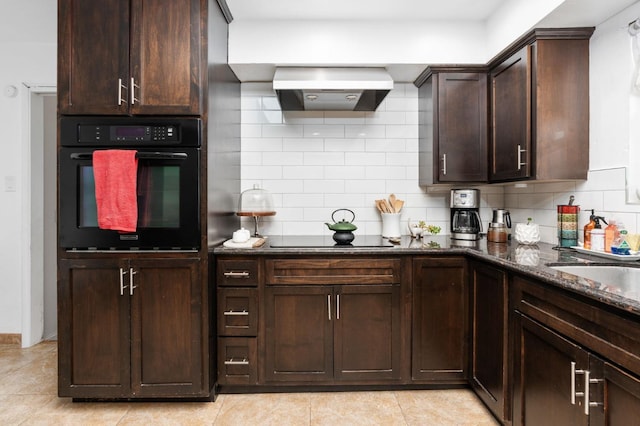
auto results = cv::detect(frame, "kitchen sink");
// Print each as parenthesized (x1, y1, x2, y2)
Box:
(549, 265, 640, 288)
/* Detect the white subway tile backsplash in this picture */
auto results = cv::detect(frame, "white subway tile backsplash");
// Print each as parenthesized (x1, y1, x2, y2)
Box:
(324, 165, 367, 180)
(283, 138, 325, 152)
(345, 152, 385, 166)
(344, 124, 386, 139)
(240, 81, 640, 238)
(364, 111, 406, 125)
(324, 112, 366, 124)
(263, 151, 304, 166)
(365, 139, 406, 152)
(263, 124, 304, 138)
(304, 180, 345, 193)
(304, 124, 345, 138)
(325, 139, 366, 152)
(262, 96, 281, 111)
(283, 111, 324, 124)
(242, 138, 282, 152)
(261, 179, 304, 194)
(304, 152, 345, 166)
(386, 124, 419, 139)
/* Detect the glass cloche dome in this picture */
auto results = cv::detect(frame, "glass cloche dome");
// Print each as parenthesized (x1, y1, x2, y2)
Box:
(237, 184, 276, 236)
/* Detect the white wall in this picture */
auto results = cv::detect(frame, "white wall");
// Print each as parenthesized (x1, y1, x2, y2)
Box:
(505, 2, 640, 243)
(239, 82, 501, 236)
(0, 0, 57, 335)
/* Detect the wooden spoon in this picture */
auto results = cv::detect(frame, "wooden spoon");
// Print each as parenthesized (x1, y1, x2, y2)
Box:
(393, 199, 404, 213)
(389, 194, 397, 212)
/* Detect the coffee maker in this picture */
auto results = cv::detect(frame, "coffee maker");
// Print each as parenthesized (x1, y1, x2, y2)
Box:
(450, 189, 482, 240)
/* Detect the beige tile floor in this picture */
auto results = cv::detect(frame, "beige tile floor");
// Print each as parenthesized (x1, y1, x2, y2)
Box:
(0, 341, 499, 425)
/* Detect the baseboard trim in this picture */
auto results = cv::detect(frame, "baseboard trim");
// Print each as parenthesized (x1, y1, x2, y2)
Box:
(0, 334, 21, 345)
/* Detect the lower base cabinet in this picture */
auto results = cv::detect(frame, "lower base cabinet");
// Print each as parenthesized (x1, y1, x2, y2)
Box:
(512, 275, 640, 425)
(264, 284, 402, 383)
(412, 257, 468, 382)
(470, 260, 509, 422)
(513, 314, 640, 425)
(58, 257, 207, 399)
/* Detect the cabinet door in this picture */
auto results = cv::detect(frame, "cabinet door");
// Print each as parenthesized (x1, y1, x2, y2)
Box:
(58, 0, 130, 115)
(513, 314, 589, 426)
(490, 46, 531, 181)
(412, 257, 468, 382)
(437, 73, 488, 182)
(264, 286, 333, 382)
(129, 258, 204, 397)
(470, 261, 509, 421)
(129, 0, 203, 115)
(334, 285, 401, 381)
(58, 259, 130, 398)
(588, 356, 640, 424)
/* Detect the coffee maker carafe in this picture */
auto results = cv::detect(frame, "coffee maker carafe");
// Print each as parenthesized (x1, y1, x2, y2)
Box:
(450, 189, 482, 240)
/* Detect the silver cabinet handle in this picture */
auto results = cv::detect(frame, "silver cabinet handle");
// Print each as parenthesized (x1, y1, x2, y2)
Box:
(328, 295, 332, 321)
(130, 77, 140, 105)
(119, 267, 128, 296)
(223, 310, 249, 316)
(223, 271, 250, 278)
(517, 144, 526, 170)
(117, 78, 127, 106)
(129, 267, 138, 296)
(224, 358, 249, 365)
(571, 361, 585, 405)
(442, 153, 447, 176)
(584, 370, 604, 415)
(336, 294, 340, 320)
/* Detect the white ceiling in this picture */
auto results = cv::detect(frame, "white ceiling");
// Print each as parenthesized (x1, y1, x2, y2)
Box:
(225, 0, 506, 21)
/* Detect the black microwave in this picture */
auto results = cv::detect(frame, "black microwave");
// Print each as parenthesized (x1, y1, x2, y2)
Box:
(58, 117, 201, 250)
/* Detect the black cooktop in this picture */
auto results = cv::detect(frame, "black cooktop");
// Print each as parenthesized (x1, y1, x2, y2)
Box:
(268, 235, 395, 248)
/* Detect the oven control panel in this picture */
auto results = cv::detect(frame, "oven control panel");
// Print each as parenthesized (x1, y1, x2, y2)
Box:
(78, 125, 179, 144)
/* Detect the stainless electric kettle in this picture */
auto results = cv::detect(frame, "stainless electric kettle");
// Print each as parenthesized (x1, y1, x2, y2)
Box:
(491, 209, 511, 228)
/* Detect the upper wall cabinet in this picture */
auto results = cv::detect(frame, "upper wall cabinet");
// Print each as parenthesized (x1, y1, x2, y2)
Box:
(416, 67, 488, 185)
(58, 0, 204, 115)
(489, 28, 594, 182)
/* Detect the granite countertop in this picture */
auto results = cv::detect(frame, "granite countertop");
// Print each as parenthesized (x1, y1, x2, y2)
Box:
(213, 234, 640, 316)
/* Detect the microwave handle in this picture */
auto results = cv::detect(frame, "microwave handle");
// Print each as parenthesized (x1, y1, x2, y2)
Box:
(69, 152, 188, 160)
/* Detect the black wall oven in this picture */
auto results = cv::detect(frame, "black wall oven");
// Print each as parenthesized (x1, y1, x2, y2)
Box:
(59, 116, 201, 250)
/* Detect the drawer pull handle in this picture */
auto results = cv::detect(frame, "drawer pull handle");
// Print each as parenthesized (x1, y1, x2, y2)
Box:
(223, 310, 249, 316)
(224, 358, 249, 365)
(223, 271, 250, 278)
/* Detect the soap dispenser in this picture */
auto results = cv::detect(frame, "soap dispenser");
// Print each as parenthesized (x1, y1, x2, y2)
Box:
(583, 210, 596, 249)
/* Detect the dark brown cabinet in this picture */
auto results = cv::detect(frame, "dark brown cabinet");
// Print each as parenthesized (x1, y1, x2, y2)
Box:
(514, 314, 640, 425)
(489, 29, 593, 182)
(264, 284, 401, 383)
(263, 258, 404, 385)
(512, 274, 640, 425)
(411, 257, 468, 382)
(416, 67, 488, 185)
(58, 0, 204, 115)
(216, 258, 260, 385)
(470, 260, 509, 422)
(58, 257, 205, 399)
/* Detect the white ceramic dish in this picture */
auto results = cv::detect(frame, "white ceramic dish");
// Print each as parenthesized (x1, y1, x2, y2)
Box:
(570, 246, 640, 261)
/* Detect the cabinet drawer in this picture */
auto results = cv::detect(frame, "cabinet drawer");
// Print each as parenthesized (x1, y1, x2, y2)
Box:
(217, 288, 258, 336)
(218, 337, 257, 385)
(266, 258, 401, 285)
(217, 259, 259, 287)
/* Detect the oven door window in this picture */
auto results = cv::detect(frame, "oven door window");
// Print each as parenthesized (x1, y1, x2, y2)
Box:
(78, 163, 181, 229)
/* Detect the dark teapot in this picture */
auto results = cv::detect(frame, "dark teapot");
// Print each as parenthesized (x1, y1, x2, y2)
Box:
(325, 209, 357, 245)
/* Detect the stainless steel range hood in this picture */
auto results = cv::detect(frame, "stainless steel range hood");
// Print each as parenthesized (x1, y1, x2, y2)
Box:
(273, 67, 393, 111)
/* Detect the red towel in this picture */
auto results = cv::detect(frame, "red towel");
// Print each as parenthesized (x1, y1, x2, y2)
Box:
(93, 150, 138, 232)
